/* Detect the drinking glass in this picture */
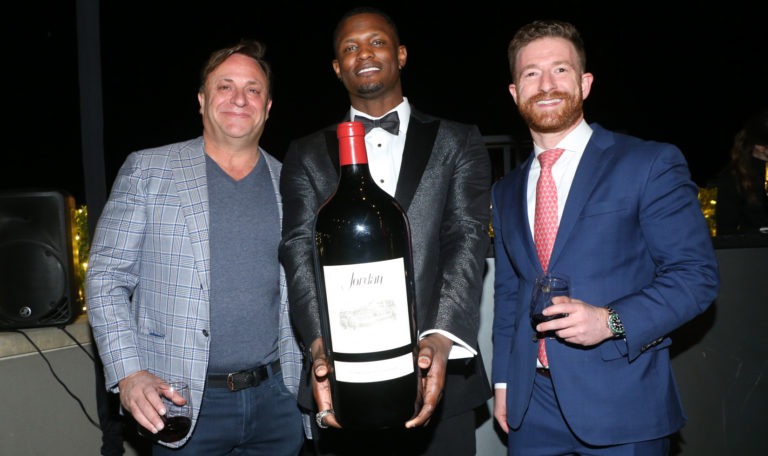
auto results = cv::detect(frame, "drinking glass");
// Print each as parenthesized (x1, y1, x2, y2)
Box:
(137, 380, 192, 443)
(530, 272, 570, 339)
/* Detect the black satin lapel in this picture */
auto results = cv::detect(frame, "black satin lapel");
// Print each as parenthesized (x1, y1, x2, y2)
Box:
(395, 117, 439, 212)
(325, 114, 353, 175)
(324, 130, 340, 176)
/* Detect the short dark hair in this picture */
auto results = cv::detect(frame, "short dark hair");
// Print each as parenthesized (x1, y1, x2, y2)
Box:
(508, 20, 586, 81)
(199, 40, 272, 98)
(333, 6, 400, 51)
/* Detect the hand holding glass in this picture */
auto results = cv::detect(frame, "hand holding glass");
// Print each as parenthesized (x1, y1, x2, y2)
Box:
(137, 380, 192, 443)
(530, 273, 570, 339)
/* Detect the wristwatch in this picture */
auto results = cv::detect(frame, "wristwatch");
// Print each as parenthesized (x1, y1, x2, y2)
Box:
(606, 307, 625, 337)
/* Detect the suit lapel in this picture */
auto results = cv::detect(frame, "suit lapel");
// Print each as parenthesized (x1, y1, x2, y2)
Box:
(170, 137, 210, 292)
(323, 112, 356, 175)
(503, 153, 541, 275)
(261, 150, 283, 228)
(395, 113, 439, 212)
(549, 127, 614, 269)
(517, 155, 541, 274)
(324, 111, 438, 213)
(262, 150, 303, 396)
(324, 129, 340, 177)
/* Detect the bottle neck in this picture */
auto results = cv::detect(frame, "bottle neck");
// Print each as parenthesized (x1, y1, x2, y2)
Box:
(339, 134, 368, 166)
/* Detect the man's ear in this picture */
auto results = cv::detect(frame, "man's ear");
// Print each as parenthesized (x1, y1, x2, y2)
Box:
(397, 45, 407, 70)
(197, 92, 205, 114)
(509, 83, 519, 105)
(581, 72, 594, 100)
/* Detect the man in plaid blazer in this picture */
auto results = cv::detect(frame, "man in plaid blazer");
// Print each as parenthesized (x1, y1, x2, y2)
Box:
(87, 41, 304, 453)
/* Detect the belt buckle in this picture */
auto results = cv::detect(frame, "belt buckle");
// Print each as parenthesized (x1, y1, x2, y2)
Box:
(227, 372, 243, 392)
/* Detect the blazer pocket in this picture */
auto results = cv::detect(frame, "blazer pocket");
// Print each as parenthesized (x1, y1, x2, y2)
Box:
(600, 336, 671, 360)
(579, 199, 630, 218)
(137, 310, 166, 338)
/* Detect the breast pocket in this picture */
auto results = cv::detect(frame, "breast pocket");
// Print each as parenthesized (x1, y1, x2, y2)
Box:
(579, 199, 630, 219)
(134, 294, 167, 338)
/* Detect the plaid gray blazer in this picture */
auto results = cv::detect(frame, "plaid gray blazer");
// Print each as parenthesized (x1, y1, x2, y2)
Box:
(86, 137, 303, 446)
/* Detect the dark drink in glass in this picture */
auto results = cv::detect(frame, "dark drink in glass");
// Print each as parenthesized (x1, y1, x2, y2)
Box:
(530, 273, 570, 338)
(137, 380, 192, 443)
(155, 416, 192, 443)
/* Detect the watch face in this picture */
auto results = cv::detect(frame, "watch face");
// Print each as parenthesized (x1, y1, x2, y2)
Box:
(609, 313, 625, 335)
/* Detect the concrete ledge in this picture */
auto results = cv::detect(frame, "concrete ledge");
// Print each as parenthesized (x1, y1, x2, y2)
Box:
(0, 314, 92, 359)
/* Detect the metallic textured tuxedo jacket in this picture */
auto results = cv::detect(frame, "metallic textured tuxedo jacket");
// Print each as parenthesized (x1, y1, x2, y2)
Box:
(279, 109, 493, 416)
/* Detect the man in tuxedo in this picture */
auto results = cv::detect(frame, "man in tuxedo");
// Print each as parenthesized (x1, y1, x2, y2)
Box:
(491, 20, 719, 455)
(87, 40, 304, 454)
(279, 7, 491, 455)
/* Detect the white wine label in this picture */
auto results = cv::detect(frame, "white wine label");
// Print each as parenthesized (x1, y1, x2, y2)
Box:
(323, 257, 412, 356)
(335, 353, 413, 383)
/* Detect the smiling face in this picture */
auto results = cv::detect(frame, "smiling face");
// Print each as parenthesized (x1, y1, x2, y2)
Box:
(510, 37, 593, 136)
(197, 53, 272, 146)
(332, 13, 407, 114)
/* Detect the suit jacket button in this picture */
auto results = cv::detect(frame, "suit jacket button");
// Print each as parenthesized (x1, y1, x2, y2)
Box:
(202, 329, 209, 337)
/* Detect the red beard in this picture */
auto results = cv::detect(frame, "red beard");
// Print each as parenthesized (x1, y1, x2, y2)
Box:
(518, 89, 583, 134)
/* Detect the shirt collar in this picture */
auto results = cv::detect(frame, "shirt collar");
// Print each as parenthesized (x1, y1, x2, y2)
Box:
(350, 97, 411, 136)
(533, 119, 593, 158)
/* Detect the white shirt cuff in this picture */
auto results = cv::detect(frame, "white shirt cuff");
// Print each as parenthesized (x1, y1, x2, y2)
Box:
(419, 329, 477, 359)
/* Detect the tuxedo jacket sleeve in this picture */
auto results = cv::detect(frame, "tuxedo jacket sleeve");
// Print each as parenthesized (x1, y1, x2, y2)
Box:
(279, 109, 492, 413)
(491, 124, 719, 445)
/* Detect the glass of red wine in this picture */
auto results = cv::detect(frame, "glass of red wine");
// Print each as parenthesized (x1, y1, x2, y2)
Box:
(530, 272, 570, 340)
(137, 380, 192, 443)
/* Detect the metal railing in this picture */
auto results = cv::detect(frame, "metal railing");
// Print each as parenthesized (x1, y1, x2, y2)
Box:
(482, 135, 532, 182)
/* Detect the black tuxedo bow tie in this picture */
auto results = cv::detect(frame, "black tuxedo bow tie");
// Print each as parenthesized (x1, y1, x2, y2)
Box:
(354, 112, 400, 135)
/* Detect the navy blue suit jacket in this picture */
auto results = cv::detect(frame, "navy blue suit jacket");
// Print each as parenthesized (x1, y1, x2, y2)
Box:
(491, 124, 719, 445)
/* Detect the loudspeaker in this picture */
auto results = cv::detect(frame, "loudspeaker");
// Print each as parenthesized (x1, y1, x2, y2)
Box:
(0, 190, 81, 329)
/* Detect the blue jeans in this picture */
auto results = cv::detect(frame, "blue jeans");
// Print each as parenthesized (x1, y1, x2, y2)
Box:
(154, 372, 303, 455)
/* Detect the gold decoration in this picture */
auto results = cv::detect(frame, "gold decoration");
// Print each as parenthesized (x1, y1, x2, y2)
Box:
(698, 187, 717, 237)
(74, 206, 90, 308)
(489, 201, 494, 238)
(764, 162, 767, 195)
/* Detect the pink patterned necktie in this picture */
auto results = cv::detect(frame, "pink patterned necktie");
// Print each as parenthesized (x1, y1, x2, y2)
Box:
(534, 148, 564, 368)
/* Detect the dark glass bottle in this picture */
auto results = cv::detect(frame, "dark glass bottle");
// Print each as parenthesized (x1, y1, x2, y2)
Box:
(313, 121, 420, 429)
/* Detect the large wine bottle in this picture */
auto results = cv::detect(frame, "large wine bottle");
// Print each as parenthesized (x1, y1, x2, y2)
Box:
(313, 121, 420, 429)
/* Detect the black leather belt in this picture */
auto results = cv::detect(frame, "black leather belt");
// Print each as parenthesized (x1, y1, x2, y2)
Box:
(208, 359, 281, 391)
(536, 367, 551, 379)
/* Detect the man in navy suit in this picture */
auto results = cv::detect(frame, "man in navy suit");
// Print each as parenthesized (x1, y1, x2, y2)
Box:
(491, 20, 719, 455)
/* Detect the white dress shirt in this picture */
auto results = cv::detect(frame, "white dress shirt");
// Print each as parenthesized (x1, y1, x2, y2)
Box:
(351, 98, 475, 359)
(350, 98, 411, 197)
(526, 120, 593, 234)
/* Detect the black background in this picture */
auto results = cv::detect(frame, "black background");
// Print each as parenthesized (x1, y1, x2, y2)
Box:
(5, 1, 767, 205)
